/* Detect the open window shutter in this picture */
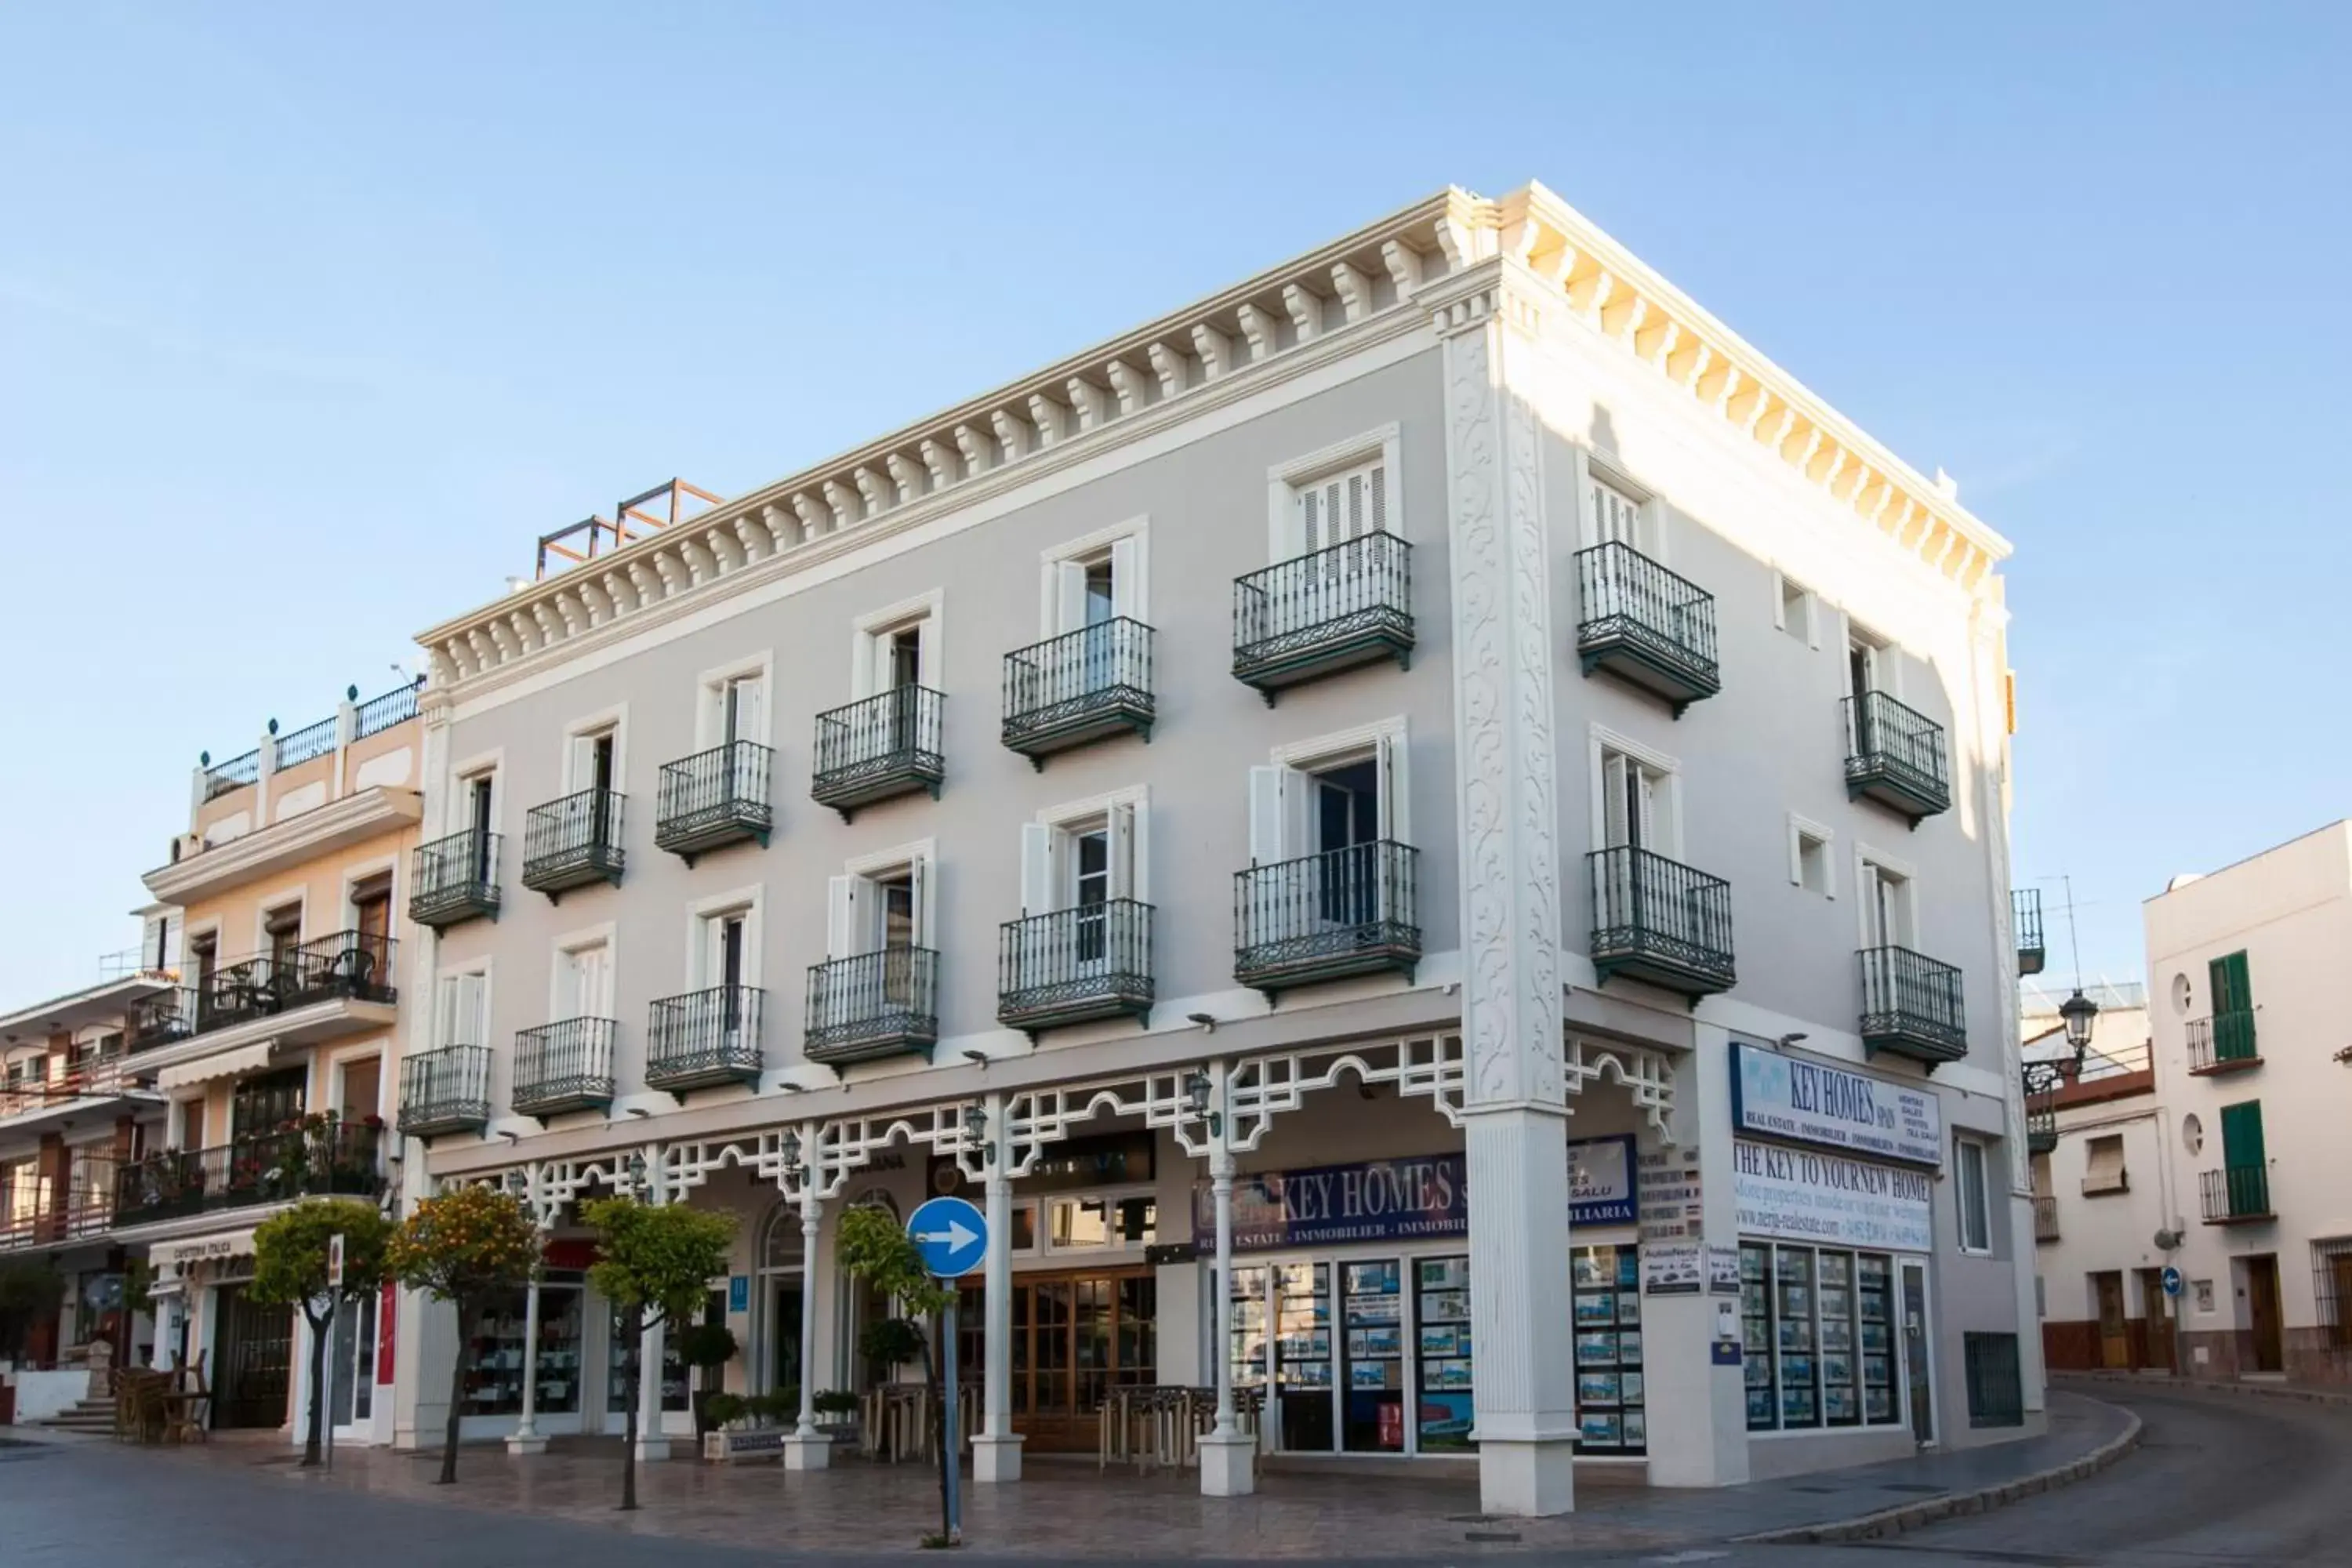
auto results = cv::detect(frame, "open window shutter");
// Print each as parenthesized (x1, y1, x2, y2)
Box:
(909, 855, 932, 948)
(1365, 459, 1388, 538)
(1109, 536, 1142, 621)
(457, 973, 485, 1047)
(733, 677, 765, 746)
(1634, 768, 1658, 854)
(1109, 802, 1136, 900)
(1374, 731, 1399, 844)
(435, 976, 458, 1048)
(1020, 823, 1054, 916)
(1054, 562, 1088, 636)
(1857, 862, 1885, 946)
(1602, 753, 1630, 849)
(2220, 1101, 2266, 1169)
(1247, 767, 1287, 866)
(1297, 483, 1326, 557)
(826, 876, 856, 959)
(916, 618, 941, 691)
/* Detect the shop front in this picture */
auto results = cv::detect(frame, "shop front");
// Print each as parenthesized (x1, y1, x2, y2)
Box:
(1728, 1042, 1940, 1458)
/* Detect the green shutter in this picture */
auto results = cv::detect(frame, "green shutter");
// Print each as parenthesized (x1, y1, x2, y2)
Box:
(2209, 950, 2256, 1062)
(2220, 1100, 2266, 1169)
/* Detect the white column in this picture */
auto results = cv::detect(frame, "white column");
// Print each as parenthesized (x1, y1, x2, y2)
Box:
(1641, 1038, 1748, 1486)
(1198, 1062, 1254, 1497)
(1431, 261, 1577, 1517)
(635, 1150, 672, 1461)
(972, 1093, 1022, 1483)
(506, 1277, 546, 1454)
(782, 1187, 830, 1471)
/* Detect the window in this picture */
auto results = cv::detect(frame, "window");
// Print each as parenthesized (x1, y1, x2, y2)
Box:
(1021, 803, 1140, 917)
(700, 911, 750, 990)
(1955, 1137, 1993, 1254)
(567, 725, 618, 795)
(2219, 1099, 2266, 1173)
(1047, 1194, 1157, 1252)
(1858, 857, 1915, 949)
(437, 969, 488, 1049)
(560, 939, 612, 1019)
(1042, 528, 1146, 635)
(1789, 817, 1834, 896)
(713, 670, 767, 748)
(1739, 1243, 1902, 1431)
(190, 929, 220, 990)
(2313, 1240, 2352, 1349)
(1249, 726, 1406, 866)
(1962, 1333, 2023, 1428)
(2082, 1134, 2129, 1196)
(338, 1056, 382, 1123)
(851, 593, 942, 699)
(1847, 624, 1888, 699)
(1296, 455, 1387, 556)
(263, 902, 303, 970)
(351, 874, 393, 949)
(2029, 1152, 2053, 1198)
(826, 849, 935, 959)
(2182, 1113, 2204, 1156)
(1585, 466, 1660, 555)
(1775, 572, 1817, 645)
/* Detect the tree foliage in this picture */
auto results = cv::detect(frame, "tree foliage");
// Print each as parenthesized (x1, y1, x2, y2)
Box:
(385, 1184, 539, 1484)
(252, 1199, 394, 1466)
(583, 1197, 737, 1512)
(835, 1203, 960, 1543)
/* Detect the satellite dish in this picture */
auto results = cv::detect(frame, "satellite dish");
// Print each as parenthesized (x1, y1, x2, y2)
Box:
(2154, 1228, 2183, 1250)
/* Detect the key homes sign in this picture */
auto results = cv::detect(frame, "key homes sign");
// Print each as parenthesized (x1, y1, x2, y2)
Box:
(1731, 1042, 1942, 1167)
(1200, 1136, 1639, 1251)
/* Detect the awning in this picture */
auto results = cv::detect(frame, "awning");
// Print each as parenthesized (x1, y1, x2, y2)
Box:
(157, 1229, 258, 1270)
(155, 1040, 277, 1092)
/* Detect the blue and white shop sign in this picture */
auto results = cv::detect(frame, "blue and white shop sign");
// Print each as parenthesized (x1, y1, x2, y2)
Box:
(1731, 1042, 1943, 1168)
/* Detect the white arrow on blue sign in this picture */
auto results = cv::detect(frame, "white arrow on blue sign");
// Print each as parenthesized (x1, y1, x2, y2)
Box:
(907, 1196, 989, 1279)
(2161, 1265, 2183, 1298)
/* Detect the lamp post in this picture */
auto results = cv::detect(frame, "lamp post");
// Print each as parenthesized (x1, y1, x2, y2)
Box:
(506, 1167, 548, 1454)
(780, 1127, 830, 1472)
(1189, 1064, 1253, 1497)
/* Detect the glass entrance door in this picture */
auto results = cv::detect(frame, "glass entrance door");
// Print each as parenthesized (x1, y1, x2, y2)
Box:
(1900, 1259, 1933, 1443)
(328, 1284, 377, 1437)
(213, 1283, 292, 1429)
(956, 1268, 1154, 1451)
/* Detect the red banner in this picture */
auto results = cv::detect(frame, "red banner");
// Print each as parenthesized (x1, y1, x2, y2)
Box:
(376, 1281, 397, 1385)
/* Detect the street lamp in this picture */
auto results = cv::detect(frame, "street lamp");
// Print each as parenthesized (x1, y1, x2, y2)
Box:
(2059, 988, 2099, 1062)
(626, 1151, 648, 1197)
(962, 1102, 990, 1165)
(1185, 1070, 1222, 1139)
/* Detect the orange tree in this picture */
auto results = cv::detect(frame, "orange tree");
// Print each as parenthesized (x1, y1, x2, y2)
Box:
(251, 1198, 391, 1468)
(385, 1183, 539, 1484)
(583, 1196, 737, 1511)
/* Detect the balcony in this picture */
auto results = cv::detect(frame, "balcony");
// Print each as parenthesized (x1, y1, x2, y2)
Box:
(811, 687, 944, 820)
(1234, 841, 1420, 999)
(998, 901, 1154, 1036)
(2022, 1059, 2063, 1154)
(0, 1049, 134, 1122)
(1231, 532, 1413, 704)
(188, 931, 399, 1035)
(129, 989, 194, 1052)
(1572, 542, 1720, 715)
(806, 951, 938, 1066)
(2033, 1195, 2059, 1243)
(655, 741, 773, 864)
(0, 1178, 118, 1253)
(511, 1017, 618, 1122)
(646, 985, 765, 1095)
(1000, 619, 1155, 767)
(397, 1045, 493, 1139)
(1858, 945, 1967, 1068)
(521, 789, 626, 898)
(411, 827, 501, 929)
(2199, 1164, 2274, 1225)
(1586, 845, 1735, 1000)
(113, 1123, 383, 1226)
(2187, 1011, 2260, 1076)
(1842, 691, 1951, 825)
(2013, 887, 2045, 976)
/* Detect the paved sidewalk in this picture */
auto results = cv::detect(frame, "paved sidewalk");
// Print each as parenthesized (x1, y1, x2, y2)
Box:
(22, 1390, 2130, 1560)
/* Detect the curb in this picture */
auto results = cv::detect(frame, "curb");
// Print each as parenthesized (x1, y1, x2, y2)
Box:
(1733, 1400, 2143, 1546)
(2058, 1370, 2352, 1410)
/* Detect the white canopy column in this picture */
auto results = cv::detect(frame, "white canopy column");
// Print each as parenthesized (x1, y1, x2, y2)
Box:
(971, 1091, 1023, 1483)
(1193, 1061, 1254, 1497)
(633, 1145, 672, 1461)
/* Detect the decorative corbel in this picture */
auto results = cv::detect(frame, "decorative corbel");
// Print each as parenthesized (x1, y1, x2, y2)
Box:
(1236, 303, 1280, 363)
(1279, 283, 1323, 343)
(1380, 239, 1425, 299)
(852, 466, 893, 515)
(820, 480, 862, 532)
(1146, 342, 1190, 401)
(790, 492, 830, 539)
(1329, 262, 1370, 325)
(1026, 393, 1065, 447)
(1105, 359, 1149, 417)
(990, 408, 1033, 463)
(1189, 323, 1233, 381)
(952, 423, 993, 479)
(885, 452, 926, 505)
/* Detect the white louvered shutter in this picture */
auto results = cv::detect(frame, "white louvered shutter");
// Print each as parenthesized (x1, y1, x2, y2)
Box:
(1602, 754, 1632, 850)
(909, 855, 931, 949)
(1109, 537, 1142, 621)
(1020, 823, 1055, 917)
(1109, 801, 1137, 901)
(1592, 476, 1640, 548)
(1054, 561, 1089, 637)
(826, 876, 857, 960)
(1247, 767, 1287, 866)
(1374, 731, 1399, 844)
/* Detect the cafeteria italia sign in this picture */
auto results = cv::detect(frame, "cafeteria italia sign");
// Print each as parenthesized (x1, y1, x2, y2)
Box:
(1731, 1043, 1942, 1167)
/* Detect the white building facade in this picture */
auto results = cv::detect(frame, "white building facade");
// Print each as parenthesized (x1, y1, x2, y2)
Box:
(390, 182, 2037, 1512)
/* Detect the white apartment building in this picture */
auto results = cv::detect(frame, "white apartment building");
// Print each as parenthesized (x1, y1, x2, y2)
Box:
(390, 181, 2035, 1514)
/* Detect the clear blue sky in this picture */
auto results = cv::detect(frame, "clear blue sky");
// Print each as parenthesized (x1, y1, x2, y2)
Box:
(2, 4, 2345, 1004)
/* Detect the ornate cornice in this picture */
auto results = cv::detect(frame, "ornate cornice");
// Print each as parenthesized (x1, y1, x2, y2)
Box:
(142, 786, 422, 905)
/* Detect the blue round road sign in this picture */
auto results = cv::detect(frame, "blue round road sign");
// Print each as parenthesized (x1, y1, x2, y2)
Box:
(908, 1196, 989, 1279)
(2161, 1265, 2183, 1298)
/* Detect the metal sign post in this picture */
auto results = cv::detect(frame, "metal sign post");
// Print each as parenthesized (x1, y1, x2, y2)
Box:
(325, 1233, 345, 1472)
(907, 1196, 987, 1544)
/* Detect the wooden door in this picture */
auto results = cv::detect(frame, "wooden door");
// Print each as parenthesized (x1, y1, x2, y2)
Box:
(961, 1268, 1156, 1451)
(2094, 1272, 2130, 1369)
(2247, 1255, 2284, 1374)
(2136, 1269, 2176, 1371)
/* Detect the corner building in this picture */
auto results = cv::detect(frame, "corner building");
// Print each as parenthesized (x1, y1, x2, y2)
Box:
(394, 183, 2036, 1512)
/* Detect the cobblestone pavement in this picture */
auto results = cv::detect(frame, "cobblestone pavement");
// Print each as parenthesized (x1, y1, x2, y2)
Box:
(1, 1388, 2136, 1565)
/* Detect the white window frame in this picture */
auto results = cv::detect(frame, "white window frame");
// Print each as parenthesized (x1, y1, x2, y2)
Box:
(685, 884, 764, 991)
(850, 590, 944, 699)
(1586, 724, 1682, 859)
(1024, 786, 1151, 915)
(1843, 615, 1901, 702)
(1251, 718, 1410, 865)
(550, 920, 619, 1020)
(1573, 447, 1666, 561)
(693, 652, 775, 752)
(1854, 842, 1919, 950)
(1773, 571, 1820, 648)
(1265, 423, 1403, 561)
(447, 746, 505, 837)
(1788, 813, 1836, 898)
(561, 705, 628, 794)
(1038, 516, 1150, 637)
(1954, 1135, 1994, 1256)
(829, 840, 938, 957)
(324, 1043, 386, 1123)
(435, 958, 494, 1051)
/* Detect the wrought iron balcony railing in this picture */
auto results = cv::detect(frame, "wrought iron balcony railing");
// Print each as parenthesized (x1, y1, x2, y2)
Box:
(2187, 1011, 2260, 1075)
(2199, 1164, 2274, 1225)
(1232, 532, 1413, 702)
(1233, 840, 1420, 996)
(411, 827, 501, 929)
(997, 901, 1154, 1036)
(811, 686, 944, 819)
(354, 678, 421, 738)
(655, 741, 773, 863)
(1843, 691, 1951, 824)
(184, 931, 400, 1034)
(2033, 1195, 2059, 1243)
(1000, 619, 1155, 765)
(114, 1123, 383, 1225)
(1586, 845, 1735, 998)
(273, 713, 337, 769)
(201, 748, 260, 801)
(1573, 542, 1720, 714)
(512, 1017, 618, 1120)
(522, 788, 626, 898)
(2022, 1058, 2066, 1154)
(646, 985, 764, 1095)
(806, 949, 939, 1065)
(129, 988, 197, 1051)
(397, 1045, 493, 1138)
(0, 1179, 118, 1252)
(2013, 887, 2046, 977)
(1858, 944, 1967, 1066)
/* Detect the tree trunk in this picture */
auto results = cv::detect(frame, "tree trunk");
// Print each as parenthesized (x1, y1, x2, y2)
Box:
(928, 1308, 948, 1543)
(619, 1306, 641, 1512)
(439, 1292, 466, 1485)
(301, 1302, 329, 1467)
